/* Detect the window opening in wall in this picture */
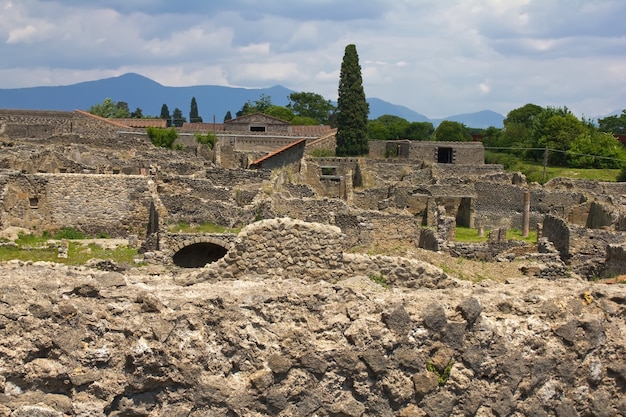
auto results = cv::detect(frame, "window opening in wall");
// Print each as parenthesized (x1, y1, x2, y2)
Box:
(437, 147, 453, 163)
(29, 197, 38, 208)
(112, 169, 120, 174)
(250, 126, 266, 132)
(321, 166, 337, 176)
(59, 168, 67, 173)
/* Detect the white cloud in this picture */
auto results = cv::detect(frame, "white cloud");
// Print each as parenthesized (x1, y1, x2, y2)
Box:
(0, 0, 624, 118)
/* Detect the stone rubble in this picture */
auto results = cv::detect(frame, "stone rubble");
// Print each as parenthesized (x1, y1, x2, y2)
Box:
(1, 251, 626, 416)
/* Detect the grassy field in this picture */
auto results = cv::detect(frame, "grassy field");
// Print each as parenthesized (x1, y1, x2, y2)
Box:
(455, 227, 537, 243)
(485, 151, 621, 183)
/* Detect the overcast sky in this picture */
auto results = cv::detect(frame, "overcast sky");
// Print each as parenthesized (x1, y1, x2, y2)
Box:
(1, 0, 625, 118)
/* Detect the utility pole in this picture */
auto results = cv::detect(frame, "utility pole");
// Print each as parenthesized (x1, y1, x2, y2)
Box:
(542, 147, 548, 182)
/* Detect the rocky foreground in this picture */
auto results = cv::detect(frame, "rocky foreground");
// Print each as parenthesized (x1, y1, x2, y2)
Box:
(1, 259, 626, 417)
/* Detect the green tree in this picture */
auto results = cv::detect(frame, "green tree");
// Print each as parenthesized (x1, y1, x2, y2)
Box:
(172, 108, 186, 127)
(434, 120, 472, 141)
(375, 115, 410, 139)
(405, 121, 435, 141)
(114, 101, 130, 118)
(236, 94, 273, 117)
(533, 107, 586, 166)
(335, 44, 369, 156)
(265, 106, 294, 121)
(130, 107, 143, 118)
(598, 110, 626, 135)
(479, 126, 504, 148)
(287, 91, 336, 124)
(89, 97, 117, 118)
(224, 111, 232, 122)
(160, 104, 171, 126)
(189, 97, 203, 123)
(500, 103, 544, 159)
(567, 131, 625, 169)
(291, 116, 319, 125)
(367, 120, 390, 140)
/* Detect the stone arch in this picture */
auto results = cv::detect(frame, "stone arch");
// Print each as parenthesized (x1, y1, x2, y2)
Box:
(171, 237, 231, 268)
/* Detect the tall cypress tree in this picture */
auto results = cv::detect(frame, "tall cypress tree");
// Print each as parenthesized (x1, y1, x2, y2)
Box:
(189, 97, 203, 123)
(160, 104, 171, 126)
(335, 44, 369, 156)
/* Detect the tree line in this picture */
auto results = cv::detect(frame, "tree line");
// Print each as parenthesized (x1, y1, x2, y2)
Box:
(88, 91, 337, 128)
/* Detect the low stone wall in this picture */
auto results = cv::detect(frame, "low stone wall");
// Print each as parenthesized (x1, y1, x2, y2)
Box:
(182, 218, 452, 288)
(187, 218, 345, 283)
(342, 253, 453, 289)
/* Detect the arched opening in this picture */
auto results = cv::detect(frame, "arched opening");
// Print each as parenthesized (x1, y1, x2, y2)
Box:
(172, 242, 229, 268)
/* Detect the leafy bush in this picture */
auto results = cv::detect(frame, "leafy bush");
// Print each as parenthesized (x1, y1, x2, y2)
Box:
(195, 133, 216, 149)
(147, 127, 178, 149)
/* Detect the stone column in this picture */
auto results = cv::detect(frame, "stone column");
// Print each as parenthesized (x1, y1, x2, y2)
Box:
(523, 191, 531, 238)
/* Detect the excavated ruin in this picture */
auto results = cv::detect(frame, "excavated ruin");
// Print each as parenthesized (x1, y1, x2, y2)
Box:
(2, 110, 626, 416)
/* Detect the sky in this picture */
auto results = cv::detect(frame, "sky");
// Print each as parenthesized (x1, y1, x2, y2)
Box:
(0, 0, 625, 119)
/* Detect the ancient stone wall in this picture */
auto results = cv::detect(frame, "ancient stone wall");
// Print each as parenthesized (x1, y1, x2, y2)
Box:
(368, 141, 485, 165)
(0, 173, 152, 236)
(189, 218, 345, 283)
(0, 109, 75, 138)
(604, 244, 626, 276)
(542, 215, 571, 259)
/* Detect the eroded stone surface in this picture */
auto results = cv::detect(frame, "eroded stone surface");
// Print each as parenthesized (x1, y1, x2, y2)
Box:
(1, 258, 625, 416)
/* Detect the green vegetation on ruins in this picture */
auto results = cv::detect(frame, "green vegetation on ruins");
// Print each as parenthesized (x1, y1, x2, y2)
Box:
(167, 221, 241, 234)
(0, 229, 138, 266)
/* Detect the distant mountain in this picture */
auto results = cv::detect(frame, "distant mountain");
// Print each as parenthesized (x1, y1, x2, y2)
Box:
(431, 110, 505, 129)
(366, 98, 431, 123)
(0, 73, 504, 128)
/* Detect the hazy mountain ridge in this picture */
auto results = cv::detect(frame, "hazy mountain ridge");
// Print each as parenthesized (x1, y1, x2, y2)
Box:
(0, 73, 504, 128)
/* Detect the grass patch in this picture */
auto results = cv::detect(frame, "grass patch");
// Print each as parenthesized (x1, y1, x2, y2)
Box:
(369, 273, 389, 289)
(0, 237, 138, 266)
(454, 227, 537, 243)
(486, 153, 621, 183)
(168, 221, 241, 234)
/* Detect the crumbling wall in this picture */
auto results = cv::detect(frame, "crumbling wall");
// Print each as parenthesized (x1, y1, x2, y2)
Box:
(604, 244, 626, 276)
(189, 218, 345, 283)
(0, 172, 152, 236)
(542, 215, 571, 260)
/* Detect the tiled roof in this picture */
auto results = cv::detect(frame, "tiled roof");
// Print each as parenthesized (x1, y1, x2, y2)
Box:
(115, 118, 167, 128)
(180, 122, 225, 132)
(225, 112, 290, 125)
(250, 138, 307, 168)
(291, 125, 335, 136)
(73, 110, 131, 129)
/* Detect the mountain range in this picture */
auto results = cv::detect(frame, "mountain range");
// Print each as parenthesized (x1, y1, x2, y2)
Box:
(0, 73, 505, 128)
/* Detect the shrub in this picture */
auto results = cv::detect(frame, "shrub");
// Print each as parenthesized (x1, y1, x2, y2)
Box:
(195, 133, 216, 149)
(147, 127, 178, 149)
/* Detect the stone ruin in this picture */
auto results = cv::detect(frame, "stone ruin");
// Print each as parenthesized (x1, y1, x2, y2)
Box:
(3, 109, 626, 416)
(2, 108, 626, 281)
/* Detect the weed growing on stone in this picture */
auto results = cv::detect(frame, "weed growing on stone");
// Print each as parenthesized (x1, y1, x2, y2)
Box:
(369, 273, 389, 289)
(427, 359, 455, 386)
